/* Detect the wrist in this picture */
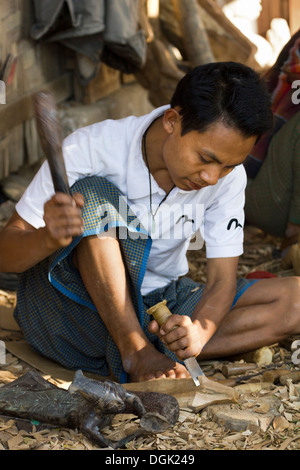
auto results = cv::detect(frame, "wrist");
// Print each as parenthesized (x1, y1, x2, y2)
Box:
(40, 226, 62, 254)
(192, 317, 217, 346)
(41, 226, 73, 253)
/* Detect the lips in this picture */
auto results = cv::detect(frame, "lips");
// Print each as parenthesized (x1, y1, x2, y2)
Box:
(188, 180, 204, 190)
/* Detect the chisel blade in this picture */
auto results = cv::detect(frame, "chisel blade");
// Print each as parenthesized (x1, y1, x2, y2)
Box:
(183, 357, 205, 386)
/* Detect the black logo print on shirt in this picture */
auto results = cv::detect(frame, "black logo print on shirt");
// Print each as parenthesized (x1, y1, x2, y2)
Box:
(227, 218, 242, 230)
(176, 215, 195, 225)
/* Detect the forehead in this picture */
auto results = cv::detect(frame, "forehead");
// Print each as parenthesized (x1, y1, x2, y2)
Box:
(182, 121, 257, 165)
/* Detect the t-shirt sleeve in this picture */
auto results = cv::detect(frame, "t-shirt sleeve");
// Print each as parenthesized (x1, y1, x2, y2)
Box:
(203, 165, 246, 258)
(15, 127, 99, 228)
(15, 160, 56, 228)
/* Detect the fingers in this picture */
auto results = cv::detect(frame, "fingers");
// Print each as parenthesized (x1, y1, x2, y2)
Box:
(150, 314, 202, 359)
(142, 368, 177, 381)
(148, 319, 160, 334)
(72, 192, 85, 208)
(46, 191, 84, 208)
(43, 192, 84, 249)
(140, 364, 189, 381)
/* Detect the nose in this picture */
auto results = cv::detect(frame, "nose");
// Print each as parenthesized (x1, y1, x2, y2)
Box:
(199, 166, 221, 186)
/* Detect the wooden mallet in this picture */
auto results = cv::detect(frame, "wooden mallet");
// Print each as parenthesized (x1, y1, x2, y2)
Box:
(33, 90, 70, 195)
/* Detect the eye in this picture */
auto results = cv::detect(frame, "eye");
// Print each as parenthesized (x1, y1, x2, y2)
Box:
(200, 155, 210, 164)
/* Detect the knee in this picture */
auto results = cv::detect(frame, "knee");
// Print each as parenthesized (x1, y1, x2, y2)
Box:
(73, 229, 120, 270)
(277, 276, 300, 336)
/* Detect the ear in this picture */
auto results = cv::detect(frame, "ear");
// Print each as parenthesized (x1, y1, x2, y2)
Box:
(163, 108, 181, 135)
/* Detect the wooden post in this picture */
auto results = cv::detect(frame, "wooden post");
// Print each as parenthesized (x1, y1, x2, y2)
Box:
(172, 0, 215, 67)
(289, 0, 300, 35)
(136, 0, 184, 107)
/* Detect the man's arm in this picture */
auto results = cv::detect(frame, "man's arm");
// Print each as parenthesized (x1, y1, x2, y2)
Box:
(149, 257, 239, 360)
(0, 192, 84, 273)
(191, 256, 238, 347)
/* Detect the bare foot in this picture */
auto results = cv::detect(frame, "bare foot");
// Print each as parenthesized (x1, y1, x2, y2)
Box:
(122, 345, 190, 383)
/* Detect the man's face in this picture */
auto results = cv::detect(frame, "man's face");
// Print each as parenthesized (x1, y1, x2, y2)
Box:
(162, 110, 257, 191)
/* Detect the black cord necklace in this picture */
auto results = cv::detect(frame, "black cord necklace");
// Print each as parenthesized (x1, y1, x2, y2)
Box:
(142, 126, 175, 233)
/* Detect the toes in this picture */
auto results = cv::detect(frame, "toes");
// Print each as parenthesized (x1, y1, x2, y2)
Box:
(174, 364, 191, 379)
(154, 370, 168, 379)
(165, 368, 176, 378)
(139, 372, 155, 381)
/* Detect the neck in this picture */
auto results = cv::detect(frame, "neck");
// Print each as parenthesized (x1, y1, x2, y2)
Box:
(142, 117, 174, 193)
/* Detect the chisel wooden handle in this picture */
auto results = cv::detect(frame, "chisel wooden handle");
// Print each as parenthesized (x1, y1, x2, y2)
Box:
(147, 300, 205, 385)
(147, 300, 172, 327)
(33, 91, 70, 195)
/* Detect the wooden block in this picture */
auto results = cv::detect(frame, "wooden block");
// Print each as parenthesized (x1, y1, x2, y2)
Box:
(229, 346, 274, 366)
(0, 291, 19, 331)
(0, 370, 19, 384)
(5, 10, 21, 30)
(76, 63, 121, 105)
(21, 46, 35, 70)
(0, 18, 7, 60)
(160, 0, 257, 65)
(222, 362, 257, 377)
(121, 73, 137, 84)
(0, 0, 18, 22)
(206, 396, 281, 432)
(9, 123, 24, 172)
(0, 134, 10, 180)
(24, 117, 43, 165)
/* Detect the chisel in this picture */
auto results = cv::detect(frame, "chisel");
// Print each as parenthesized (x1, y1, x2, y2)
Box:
(147, 300, 205, 386)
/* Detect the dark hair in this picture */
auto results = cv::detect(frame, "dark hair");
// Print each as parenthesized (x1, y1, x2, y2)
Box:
(170, 62, 273, 139)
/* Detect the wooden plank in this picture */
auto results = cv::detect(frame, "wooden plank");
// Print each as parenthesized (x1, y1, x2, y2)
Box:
(289, 0, 300, 35)
(0, 0, 18, 22)
(8, 123, 23, 172)
(75, 63, 121, 105)
(0, 134, 10, 179)
(172, 0, 215, 66)
(258, 0, 289, 37)
(0, 305, 19, 331)
(0, 290, 18, 331)
(0, 73, 72, 138)
(197, 0, 256, 55)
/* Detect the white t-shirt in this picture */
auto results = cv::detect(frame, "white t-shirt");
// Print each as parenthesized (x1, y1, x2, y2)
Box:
(16, 105, 246, 295)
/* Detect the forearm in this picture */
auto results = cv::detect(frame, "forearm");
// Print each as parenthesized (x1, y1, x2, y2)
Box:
(148, 258, 239, 360)
(151, 275, 237, 361)
(74, 234, 151, 357)
(0, 193, 84, 273)
(191, 279, 236, 346)
(0, 225, 55, 273)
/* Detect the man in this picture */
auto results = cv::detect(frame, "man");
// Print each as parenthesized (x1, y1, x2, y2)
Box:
(1, 62, 300, 383)
(245, 110, 300, 251)
(244, 31, 300, 253)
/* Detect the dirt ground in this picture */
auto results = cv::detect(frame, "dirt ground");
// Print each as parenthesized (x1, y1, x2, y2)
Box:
(1, 225, 300, 451)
